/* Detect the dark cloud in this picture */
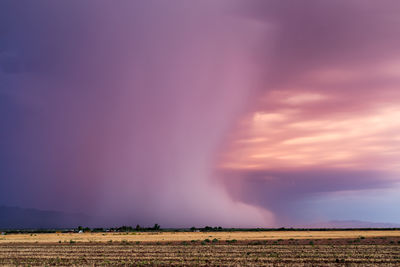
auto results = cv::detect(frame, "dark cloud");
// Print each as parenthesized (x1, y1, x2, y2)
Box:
(241, 1, 400, 90)
(0, 0, 269, 227)
(216, 0, 400, 225)
(220, 169, 397, 223)
(0, 53, 23, 74)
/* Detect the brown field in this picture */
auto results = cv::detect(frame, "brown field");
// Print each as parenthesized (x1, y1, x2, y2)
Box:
(1, 230, 400, 243)
(0, 231, 399, 266)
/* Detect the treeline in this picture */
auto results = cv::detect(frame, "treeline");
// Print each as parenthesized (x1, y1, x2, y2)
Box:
(2, 226, 400, 234)
(0, 224, 161, 234)
(77, 224, 161, 233)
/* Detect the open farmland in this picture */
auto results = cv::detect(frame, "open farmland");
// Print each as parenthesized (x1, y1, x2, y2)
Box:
(1, 230, 400, 243)
(0, 231, 399, 266)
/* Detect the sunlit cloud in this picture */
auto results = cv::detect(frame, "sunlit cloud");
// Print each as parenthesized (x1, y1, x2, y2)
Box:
(220, 91, 400, 172)
(218, 0, 400, 224)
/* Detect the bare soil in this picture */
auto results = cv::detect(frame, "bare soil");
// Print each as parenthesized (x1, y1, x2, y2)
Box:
(0, 231, 399, 266)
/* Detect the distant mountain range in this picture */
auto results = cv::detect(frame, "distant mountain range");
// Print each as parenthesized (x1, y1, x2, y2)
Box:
(0, 206, 91, 229)
(296, 220, 400, 229)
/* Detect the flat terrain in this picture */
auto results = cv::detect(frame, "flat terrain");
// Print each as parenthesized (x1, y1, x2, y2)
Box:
(1, 230, 400, 243)
(0, 231, 399, 266)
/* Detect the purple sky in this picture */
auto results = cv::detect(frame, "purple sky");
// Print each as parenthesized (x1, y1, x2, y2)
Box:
(1, 1, 400, 227)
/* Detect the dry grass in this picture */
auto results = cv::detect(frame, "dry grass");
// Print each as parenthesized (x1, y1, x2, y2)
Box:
(1, 230, 399, 243)
(1, 231, 399, 266)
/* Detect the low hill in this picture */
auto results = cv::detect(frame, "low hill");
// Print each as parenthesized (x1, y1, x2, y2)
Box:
(0, 206, 90, 229)
(298, 220, 400, 229)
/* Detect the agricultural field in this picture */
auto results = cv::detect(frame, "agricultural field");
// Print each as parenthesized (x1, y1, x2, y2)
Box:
(0, 231, 399, 266)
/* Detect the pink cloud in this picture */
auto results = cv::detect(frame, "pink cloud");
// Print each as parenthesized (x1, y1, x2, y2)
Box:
(218, 0, 400, 223)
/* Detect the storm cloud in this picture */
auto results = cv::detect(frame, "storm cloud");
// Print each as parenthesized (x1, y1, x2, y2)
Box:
(1, 1, 400, 227)
(218, 0, 400, 224)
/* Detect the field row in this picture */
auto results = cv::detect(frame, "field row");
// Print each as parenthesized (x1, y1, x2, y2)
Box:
(2, 230, 400, 243)
(1, 240, 399, 266)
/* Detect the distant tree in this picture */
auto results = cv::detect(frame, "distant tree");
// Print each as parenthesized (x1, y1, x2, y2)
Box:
(135, 225, 141, 231)
(190, 227, 196, 231)
(117, 226, 133, 232)
(153, 224, 160, 230)
(203, 226, 212, 231)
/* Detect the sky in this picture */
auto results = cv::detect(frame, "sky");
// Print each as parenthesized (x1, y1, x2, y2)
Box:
(1, 0, 400, 227)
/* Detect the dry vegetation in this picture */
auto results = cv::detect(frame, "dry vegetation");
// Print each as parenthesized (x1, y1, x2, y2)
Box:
(0, 231, 399, 266)
(1, 230, 400, 243)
